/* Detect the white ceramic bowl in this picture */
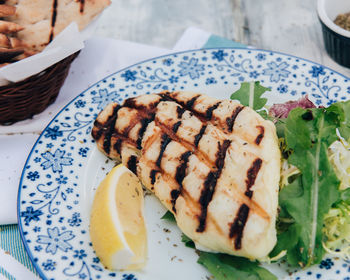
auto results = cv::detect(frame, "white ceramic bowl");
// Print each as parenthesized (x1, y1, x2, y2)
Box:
(317, 0, 350, 67)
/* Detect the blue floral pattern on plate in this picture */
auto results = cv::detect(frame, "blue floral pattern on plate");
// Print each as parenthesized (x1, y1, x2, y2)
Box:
(18, 48, 350, 280)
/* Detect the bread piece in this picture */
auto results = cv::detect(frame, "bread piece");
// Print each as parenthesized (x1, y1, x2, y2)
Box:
(8, 0, 111, 51)
(0, 20, 23, 33)
(0, 33, 10, 48)
(0, 4, 16, 17)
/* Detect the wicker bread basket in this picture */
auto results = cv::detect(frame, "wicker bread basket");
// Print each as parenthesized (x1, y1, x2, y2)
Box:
(0, 52, 79, 125)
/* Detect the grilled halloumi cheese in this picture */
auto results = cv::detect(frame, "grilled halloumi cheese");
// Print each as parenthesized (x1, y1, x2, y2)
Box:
(91, 91, 281, 259)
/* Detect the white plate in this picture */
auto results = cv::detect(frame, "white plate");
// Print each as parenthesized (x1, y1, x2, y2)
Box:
(18, 48, 350, 280)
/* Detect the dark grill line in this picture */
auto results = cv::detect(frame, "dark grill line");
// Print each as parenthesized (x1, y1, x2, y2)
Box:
(114, 139, 123, 156)
(215, 140, 231, 170)
(255, 125, 265, 145)
(172, 121, 182, 133)
(170, 190, 181, 213)
(49, 0, 58, 43)
(226, 106, 244, 132)
(229, 204, 250, 249)
(171, 151, 193, 213)
(92, 122, 104, 140)
(197, 171, 218, 232)
(102, 105, 122, 155)
(150, 169, 160, 185)
(206, 102, 221, 120)
(196, 139, 231, 232)
(136, 115, 155, 149)
(186, 95, 200, 109)
(127, 155, 138, 174)
(245, 158, 262, 198)
(79, 0, 85, 13)
(194, 125, 207, 148)
(156, 134, 172, 167)
(176, 106, 185, 119)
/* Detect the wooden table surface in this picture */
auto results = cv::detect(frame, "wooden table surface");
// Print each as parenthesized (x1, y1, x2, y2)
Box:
(95, 0, 350, 78)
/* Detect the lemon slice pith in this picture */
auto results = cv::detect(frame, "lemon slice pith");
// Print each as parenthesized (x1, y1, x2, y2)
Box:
(90, 164, 147, 270)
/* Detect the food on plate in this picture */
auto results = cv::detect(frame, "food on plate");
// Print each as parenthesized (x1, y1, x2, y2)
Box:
(91, 90, 281, 259)
(90, 81, 350, 279)
(90, 164, 147, 270)
(0, 0, 110, 65)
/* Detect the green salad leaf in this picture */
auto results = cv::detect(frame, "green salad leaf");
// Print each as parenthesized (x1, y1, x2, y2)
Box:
(273, 107, 342, 266)
(328, 101, 350, 141)
(161, 210, 176, 222)
(230, 81, 270, 110)
(198, 253, 277, 280)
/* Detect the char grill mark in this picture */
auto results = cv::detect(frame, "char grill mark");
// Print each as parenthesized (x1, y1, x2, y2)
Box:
(114, 139, 123, 156)
(186, 95, 200, 109)
(176, 106, 185, 119)
(197, 139, 231, 232)
(171, 151, 192, 213)
(170, 190, 181, 213)
(127, 155, 138, 174)
(156, 134, 172, 168)
(226, 106, 244, 132)
(137, 115, 155, 149)
(79, 0, 85, 13)
(245, 158, 262, 198)
(229, 204, 250, 249)
(49, 0, 58, 43)
(255, 125, 265, 145)
(150, 169, 160, 185)
(172, 121, 182, 133)
(92, 121, 104, 140)
(215, 140, 231, 170)
(102, 105, 122, 155)
(197, 171, 219, 232)
(194, 125, 207, 148)
(206, 102, 221, 120)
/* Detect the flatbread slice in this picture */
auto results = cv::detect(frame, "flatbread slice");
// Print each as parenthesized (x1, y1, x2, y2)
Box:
(7, 0, 111, 51)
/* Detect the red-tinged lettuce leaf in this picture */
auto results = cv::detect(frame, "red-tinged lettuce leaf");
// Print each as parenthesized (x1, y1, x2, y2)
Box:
(230, 81, 270, 110)
(198, 252, 277, 280)
(269, 95, 316, 119)
(277, 107, 341, 266)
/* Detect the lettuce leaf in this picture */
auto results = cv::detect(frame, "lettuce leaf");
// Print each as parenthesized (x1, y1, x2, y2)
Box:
(273, 107, 342, 266)
(328, 101, 350, 141)
(161, 210, 176, 222)
(198, 253, 277, 280)
(230, 81, 270, 110)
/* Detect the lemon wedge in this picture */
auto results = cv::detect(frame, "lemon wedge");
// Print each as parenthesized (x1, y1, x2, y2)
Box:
(90, 164, 147, 270)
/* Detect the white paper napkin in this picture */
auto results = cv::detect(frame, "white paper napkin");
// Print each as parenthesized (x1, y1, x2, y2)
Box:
(0, 23, 84, 85)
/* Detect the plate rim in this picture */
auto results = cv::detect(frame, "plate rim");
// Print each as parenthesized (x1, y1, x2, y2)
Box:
(16, 47, 350, 280)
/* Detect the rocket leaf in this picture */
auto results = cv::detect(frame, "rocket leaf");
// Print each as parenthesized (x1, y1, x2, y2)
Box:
(328, 101, 350, 141)
(198, 252, 277, 280)
(230, 81, 270, 110)
(274, 107, 341, 266)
